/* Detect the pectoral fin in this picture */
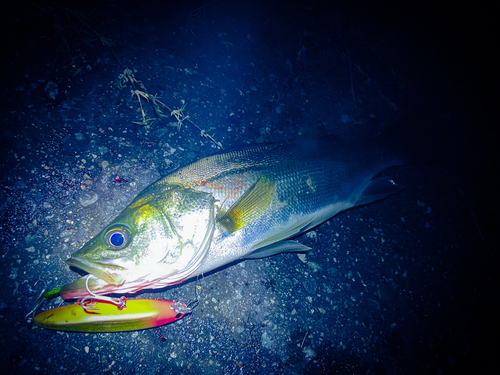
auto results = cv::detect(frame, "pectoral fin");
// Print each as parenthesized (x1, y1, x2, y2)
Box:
(218, 176, 275, 233)
(244, 240, 311, 259)
(249, 215, 314, 252)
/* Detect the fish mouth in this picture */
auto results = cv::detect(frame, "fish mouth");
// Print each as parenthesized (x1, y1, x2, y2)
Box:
(66, 257, 125, 285)
(61, 257, 127, 300)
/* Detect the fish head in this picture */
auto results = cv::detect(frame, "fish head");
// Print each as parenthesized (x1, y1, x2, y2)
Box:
(61, 183, 215, 299)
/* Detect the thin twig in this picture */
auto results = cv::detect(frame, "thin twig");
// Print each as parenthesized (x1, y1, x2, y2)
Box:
(301, 330, 309, 348)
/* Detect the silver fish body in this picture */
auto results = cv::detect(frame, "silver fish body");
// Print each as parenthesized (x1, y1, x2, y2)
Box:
(62, 140, 402, 299)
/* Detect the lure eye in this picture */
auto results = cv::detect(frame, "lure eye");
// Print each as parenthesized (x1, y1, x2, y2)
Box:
(104, 225, 131, 250)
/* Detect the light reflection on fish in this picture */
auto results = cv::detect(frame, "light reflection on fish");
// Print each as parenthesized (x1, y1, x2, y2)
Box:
(61, 140, 403, 299)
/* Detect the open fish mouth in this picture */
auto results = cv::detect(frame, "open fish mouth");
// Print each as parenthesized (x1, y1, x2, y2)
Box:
(67, 257, 126, 284)
(60, 275, 116, 300)
(61, 257, 127, 300)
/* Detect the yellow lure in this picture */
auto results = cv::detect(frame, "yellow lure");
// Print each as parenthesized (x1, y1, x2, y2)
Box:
(33, 299, 186, 332)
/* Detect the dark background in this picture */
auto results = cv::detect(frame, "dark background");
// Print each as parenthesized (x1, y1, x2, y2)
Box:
(1, 0, 498, 374)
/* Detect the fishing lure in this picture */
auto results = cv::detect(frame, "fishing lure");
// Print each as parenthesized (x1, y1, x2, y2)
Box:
(28, 276, 194, 332)
(33, 299, 190, 332)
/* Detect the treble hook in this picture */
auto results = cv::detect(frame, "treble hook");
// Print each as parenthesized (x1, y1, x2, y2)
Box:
(77, 275, 127, 312)
(171, 278, 201, 315)
(25, 280, 47, 325)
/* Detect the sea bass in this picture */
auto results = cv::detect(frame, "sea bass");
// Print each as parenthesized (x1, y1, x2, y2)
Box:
(61, 140, 402, 299)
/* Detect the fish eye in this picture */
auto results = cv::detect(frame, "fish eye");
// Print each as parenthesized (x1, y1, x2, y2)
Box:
(104, 225, 131, 250)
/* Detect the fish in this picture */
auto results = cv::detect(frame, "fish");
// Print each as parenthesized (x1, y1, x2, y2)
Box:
(61, 139, 403, 299)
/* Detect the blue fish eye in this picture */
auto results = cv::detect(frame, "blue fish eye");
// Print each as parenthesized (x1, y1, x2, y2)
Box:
(104, 225, 130, 250)
(110, 232, 124, 247)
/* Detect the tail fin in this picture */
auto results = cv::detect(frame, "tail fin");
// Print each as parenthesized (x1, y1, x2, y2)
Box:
(355, 177, 404, 207)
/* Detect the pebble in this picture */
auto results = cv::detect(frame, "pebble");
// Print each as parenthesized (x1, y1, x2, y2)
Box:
(302, 278, 317, 294)
(79, 192, 99, 207)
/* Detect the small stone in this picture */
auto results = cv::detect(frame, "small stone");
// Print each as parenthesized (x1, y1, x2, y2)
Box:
(98, 146, 109, 155)
(79, 192, 99, 207)
(297, 254, 307, 263)
(307, 262, 322, 272)
(9, 268, 18, 280)
(302, 278, 317, 294)
(303, 347, 317, 360)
